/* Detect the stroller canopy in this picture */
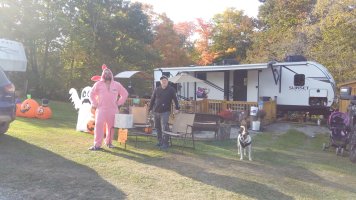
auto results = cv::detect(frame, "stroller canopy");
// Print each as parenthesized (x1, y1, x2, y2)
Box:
(328, 111, 350, 127)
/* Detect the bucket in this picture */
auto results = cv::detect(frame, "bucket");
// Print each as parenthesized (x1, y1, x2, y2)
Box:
(114, 114, 133, 128)
(250, 106, 258, 116)
(252, 121, 260, 131)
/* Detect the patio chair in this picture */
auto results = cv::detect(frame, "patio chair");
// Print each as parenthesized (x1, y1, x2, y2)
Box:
(163, 113, 196, 149)
(130, 105, 154, 146)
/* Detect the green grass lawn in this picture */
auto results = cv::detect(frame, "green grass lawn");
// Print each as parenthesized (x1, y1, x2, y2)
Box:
(1, 100, 356, 200)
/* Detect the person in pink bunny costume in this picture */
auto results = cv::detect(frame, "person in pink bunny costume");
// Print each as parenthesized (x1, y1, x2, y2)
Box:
(89, 64, 128, 150)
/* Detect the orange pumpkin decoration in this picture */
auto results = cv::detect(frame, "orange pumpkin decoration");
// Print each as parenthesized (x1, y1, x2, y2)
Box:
(87, 120, 95, 135)
(86, 119, 107, 136)
(36, 106, 52, 119)
(16, 103, 26, 117)
(20, 99, 39, 118)
(144, 127, 152, 134)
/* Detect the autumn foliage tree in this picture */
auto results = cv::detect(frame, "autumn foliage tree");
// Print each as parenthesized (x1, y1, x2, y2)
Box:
(151, 14, 192, 67)
(193, 18, 217, 65)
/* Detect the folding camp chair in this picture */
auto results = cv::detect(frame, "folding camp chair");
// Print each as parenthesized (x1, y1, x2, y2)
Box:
(163, 113, 196, 149)
(130, 105, 154, 146)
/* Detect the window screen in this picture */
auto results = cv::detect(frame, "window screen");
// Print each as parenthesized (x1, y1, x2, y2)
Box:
(294, 74, 305, 86)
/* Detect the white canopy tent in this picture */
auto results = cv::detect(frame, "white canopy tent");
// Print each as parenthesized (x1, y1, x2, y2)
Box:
(114, 71, 153, 98)
(0, 39, 27, 71)
(168, 73, 204, 84)
(114, 71, 151, 79)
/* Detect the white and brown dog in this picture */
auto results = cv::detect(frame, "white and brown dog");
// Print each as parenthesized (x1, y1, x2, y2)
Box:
(237, 125, 252, 161)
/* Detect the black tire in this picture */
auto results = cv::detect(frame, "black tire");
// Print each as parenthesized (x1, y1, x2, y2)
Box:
(0, 122, 10, 135)
(336, 147, 339, 156)
(350, 125, 356, 163)
(350, 145, 356, 163)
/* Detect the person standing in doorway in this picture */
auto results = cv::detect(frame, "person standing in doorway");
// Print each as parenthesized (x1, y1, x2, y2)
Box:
(149, 76, 180, 149)
(89, 64, 128, 150)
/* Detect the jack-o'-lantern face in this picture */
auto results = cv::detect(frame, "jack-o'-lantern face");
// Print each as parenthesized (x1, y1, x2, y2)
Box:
(20, 103, 31, 113)
(16, 103, 26, 117)
(38, 107, 44, 115)
(20, 99, 39, 118)
(36, 106, 52, 119)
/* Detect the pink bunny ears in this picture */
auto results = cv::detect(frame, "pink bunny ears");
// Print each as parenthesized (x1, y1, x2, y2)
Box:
(90, 64, 108, 81)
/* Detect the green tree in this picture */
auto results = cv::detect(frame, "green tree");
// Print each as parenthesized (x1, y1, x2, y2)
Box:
(245, 0, 315, 63)
(306, 0, 356, 82)
(0, 0, 157, 99)
(211, 8, 255, 63)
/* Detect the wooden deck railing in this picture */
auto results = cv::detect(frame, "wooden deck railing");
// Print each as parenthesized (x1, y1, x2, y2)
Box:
(124, 98, 277, 124)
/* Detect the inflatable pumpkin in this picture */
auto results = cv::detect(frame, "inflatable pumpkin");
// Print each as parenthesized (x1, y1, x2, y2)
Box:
(20, 99, 39, 118)
(36, 106, 52, 119)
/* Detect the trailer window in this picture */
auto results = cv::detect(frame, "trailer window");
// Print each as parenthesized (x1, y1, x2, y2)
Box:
(294, 74, 305, 86)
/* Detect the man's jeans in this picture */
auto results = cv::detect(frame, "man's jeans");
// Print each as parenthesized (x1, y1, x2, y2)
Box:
(154, 111, 170, 146)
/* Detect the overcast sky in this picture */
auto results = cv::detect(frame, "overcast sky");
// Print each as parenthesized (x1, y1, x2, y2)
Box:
(132, 0, 262, 22)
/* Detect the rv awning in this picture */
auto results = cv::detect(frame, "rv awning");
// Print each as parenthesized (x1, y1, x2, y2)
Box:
(155, 63, 269, 73)
(114, 71, 151, 79)
(0, 39, 27, 72)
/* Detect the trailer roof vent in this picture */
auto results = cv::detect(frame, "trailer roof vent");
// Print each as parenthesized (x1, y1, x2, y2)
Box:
(284, 55, 307, 62)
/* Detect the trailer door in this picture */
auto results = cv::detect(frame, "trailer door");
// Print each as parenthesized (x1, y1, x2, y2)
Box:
(233, 70, 247, 101)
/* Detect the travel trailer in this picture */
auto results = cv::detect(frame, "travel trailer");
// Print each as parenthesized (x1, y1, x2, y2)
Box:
(154, 60, 336, 115)
(0, 39, 27, 72)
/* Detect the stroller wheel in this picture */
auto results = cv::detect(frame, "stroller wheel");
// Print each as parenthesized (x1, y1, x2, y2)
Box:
(340, 148, 344, 157)
(350, 145, 356, 163)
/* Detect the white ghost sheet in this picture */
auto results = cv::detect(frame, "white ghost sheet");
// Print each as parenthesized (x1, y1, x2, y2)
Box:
(69, 86, 93, 132)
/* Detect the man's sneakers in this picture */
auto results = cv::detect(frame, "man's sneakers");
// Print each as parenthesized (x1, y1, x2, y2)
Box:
(88, 146, 101, 151)
(160, 144, 169, 150)
(106, 144, 115, 148)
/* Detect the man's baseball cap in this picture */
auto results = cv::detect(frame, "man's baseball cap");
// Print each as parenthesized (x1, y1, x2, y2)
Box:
(160, 75, 168, 80)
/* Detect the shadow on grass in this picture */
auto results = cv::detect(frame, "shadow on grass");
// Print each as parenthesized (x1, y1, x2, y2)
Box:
(0, 135, 126, 200)
(114, 133, 356, 199)
(103, 144, 292, 200)
(156, 160, 294, 200)
(192, 134, 356, 197)
(254, 148, 356, 194)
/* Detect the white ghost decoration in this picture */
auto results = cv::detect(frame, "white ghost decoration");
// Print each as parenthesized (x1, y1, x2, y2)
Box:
(69, 86, 93, 132)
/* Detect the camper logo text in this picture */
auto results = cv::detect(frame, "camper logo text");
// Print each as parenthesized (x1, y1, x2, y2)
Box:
(289, 86, 309, 90)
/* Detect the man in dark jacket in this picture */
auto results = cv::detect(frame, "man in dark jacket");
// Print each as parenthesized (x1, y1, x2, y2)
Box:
(149, 75, 180, 149)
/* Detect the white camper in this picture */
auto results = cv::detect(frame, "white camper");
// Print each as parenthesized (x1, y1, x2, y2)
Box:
(0, 39, 27, 72)
(154, 60, 336, 115)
